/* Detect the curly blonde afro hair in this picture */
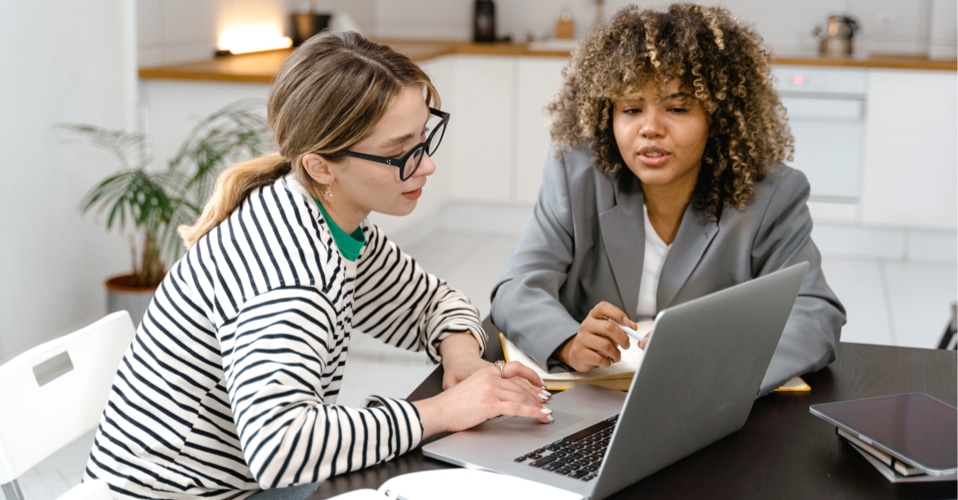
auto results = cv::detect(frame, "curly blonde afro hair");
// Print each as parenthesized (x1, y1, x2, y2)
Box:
(548, 3, 793, 221)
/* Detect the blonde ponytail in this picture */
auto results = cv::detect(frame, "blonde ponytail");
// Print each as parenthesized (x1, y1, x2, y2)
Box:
(178, 153, 290, 247)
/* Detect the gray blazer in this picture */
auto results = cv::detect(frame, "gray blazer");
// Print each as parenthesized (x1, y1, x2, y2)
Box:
(490, 146, 846, 394)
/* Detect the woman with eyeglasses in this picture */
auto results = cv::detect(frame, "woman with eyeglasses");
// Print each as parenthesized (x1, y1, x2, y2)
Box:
(83, 31, 552, 500)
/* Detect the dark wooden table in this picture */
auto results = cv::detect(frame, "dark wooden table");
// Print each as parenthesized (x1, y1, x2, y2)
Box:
(311, 326, 957, 499)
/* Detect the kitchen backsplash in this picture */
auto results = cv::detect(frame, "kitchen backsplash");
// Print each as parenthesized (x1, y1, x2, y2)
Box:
(138, 0, 956, 67)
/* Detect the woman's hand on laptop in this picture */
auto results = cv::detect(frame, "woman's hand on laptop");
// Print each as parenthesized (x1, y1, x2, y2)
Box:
(557, 302, 636, 372)
(413, 361, 554, 439)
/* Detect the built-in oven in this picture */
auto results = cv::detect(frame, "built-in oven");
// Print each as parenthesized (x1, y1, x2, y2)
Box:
(773, 66, 867, 202)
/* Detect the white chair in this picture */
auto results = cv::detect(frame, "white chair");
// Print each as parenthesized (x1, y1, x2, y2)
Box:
(0, 311, 135, 500)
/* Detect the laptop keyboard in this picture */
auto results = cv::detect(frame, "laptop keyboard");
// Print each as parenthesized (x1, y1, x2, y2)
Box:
(513, 415, 618, 481)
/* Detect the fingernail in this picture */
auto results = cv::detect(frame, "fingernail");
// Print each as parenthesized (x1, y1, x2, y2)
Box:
(539, 390, 552, 400)
(546, 414, 554, 423)
(540, 407, 553, 415)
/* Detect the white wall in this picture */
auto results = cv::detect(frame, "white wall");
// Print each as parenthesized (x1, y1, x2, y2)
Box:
(0, 0, 137, 363)
(137, 0, 217, 66)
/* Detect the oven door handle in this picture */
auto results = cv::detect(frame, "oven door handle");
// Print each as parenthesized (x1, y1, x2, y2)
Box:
(781, 96, 863, 122)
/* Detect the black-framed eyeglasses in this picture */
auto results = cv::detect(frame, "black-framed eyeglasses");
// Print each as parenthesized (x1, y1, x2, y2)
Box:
(341, 107, 450, 181)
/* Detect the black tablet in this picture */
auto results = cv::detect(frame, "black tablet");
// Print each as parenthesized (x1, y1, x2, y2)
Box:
(810, 393, 957, 476)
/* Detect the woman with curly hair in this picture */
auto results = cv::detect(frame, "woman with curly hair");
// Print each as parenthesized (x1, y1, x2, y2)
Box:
(490, 4, 845, 395)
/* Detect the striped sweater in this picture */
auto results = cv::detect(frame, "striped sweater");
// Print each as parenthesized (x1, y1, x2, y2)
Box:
(84, 175, 485, 499)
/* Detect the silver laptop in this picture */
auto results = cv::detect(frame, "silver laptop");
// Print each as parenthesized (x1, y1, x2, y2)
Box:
(423, 262, 809, 499)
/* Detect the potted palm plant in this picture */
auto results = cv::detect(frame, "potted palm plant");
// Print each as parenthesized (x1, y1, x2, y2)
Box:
(61, 100, 273, 322)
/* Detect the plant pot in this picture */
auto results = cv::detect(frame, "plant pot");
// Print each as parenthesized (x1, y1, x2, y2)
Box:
(105, 274, 157, 328)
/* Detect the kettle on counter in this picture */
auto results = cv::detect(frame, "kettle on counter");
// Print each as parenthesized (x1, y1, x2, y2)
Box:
(813, 15, 859, 57)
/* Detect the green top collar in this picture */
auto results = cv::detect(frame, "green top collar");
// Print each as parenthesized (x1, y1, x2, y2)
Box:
(312, 197, 366, 261)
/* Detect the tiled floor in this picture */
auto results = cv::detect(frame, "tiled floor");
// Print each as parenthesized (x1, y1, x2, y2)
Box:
(12, 218, 956, 499)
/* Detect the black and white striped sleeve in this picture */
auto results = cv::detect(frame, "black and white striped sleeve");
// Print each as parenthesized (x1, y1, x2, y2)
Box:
(221, 287, 423, 489)
(352, 225, 486, 363)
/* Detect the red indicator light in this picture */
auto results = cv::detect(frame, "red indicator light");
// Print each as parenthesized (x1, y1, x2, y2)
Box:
(792, 74, 805, 86)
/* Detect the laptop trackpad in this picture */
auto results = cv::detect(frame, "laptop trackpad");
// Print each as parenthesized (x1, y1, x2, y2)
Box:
(486, 410, 586, 439)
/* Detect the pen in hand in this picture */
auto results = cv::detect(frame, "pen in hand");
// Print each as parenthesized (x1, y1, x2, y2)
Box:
(608, 318, 649, 347)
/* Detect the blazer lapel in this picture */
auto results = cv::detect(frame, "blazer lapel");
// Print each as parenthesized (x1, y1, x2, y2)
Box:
(657, 206, 719, 308)
(600, 177, 644, 314)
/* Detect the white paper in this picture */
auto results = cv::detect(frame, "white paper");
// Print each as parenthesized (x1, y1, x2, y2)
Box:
(379, 468, 582, 500)
(501, 321, 652, 383)
(326, 468, 583, 500)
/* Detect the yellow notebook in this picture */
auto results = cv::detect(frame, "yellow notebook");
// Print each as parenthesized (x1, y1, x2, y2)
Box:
(773, 375, 811, 392)
(499, 326, 809, 393)
(499, 321, 652, 391)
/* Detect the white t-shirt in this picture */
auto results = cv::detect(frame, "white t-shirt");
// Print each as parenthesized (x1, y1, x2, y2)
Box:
(636, 203, 671, 319)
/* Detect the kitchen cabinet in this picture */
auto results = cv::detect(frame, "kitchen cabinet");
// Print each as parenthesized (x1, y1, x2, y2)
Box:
(515, 57, 566, 204)
(861, 69, 957, 230)
(444, 55, 515, 203)
(438, 55, 565, 205)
